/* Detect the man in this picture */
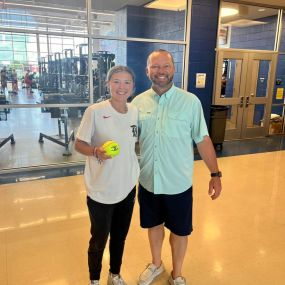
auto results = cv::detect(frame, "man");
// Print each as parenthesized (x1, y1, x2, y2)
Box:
(132, 49, 222, 285)
(0, 66, 7, 93)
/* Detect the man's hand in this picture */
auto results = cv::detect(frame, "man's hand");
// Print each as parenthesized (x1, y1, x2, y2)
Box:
(208, 177, 222, 200)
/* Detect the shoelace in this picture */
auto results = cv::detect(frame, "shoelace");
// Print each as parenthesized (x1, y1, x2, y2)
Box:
(173, 277, 186, 285)
(112, 274, 125, 285)
(146, 263, 157, 273)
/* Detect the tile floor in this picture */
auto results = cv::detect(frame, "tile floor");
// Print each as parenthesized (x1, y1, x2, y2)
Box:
(1, 150, 285, 285)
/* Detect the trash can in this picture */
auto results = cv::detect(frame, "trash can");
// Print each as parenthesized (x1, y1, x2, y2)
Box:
(209, 105, 229, 150)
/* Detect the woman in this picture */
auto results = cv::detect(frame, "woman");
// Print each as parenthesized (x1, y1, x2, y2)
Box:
(75, 66, 139, 285)
(24, 70, 32, 89)
(12, 69, 18, 93)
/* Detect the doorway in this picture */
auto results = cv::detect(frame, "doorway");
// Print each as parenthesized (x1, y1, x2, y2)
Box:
(214, 49, 277, 140)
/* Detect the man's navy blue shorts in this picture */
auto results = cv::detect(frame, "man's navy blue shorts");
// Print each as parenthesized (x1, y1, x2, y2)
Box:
(138, 184, 193, 236)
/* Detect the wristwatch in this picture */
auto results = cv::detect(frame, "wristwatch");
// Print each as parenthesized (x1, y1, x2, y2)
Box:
(210, 171, 222, 177)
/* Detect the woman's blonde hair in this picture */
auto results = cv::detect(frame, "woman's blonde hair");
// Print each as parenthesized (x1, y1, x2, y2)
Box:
(106, 65, 135, 84)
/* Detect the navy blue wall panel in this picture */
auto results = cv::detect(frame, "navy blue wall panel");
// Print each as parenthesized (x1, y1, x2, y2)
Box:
(230, 15, 277, 50)
(280, 14, 285, 52)
(126, 6, 185, 94)
(273, 54, 285, 106)
(188, 0, 220, 127)
(125, 2, 220, 127)
(126, 41, 152, 95)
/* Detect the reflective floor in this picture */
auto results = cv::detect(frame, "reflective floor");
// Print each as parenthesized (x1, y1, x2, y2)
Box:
(1, 150, 285, 285)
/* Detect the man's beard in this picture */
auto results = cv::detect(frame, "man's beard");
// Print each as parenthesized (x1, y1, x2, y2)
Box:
(151, 74, 174, 88)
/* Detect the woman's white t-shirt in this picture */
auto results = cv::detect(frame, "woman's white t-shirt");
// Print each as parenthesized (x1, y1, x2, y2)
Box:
(76, 100, 140, 204)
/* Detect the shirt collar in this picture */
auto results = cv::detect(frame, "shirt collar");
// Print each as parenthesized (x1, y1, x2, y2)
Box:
(151, 84, 176, 101)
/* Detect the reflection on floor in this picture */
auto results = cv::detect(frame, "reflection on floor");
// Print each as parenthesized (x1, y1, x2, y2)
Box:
(1, 133, 285, 184)
(1, 151, 285, 285)
(216, 135, 285, 157)
(0, 88, 85, 171)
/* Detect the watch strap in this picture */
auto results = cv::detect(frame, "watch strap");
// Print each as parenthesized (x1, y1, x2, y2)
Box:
(211, 171, 222, 177)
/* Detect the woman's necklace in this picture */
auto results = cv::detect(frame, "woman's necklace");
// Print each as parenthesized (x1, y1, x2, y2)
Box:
(109, 99, 128, 114)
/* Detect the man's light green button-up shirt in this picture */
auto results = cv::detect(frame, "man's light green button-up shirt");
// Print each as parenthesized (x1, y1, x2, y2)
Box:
(132, 85, 209, 195)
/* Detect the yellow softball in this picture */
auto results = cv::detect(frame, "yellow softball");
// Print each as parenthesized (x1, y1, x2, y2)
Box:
(102, 140, 120, 157)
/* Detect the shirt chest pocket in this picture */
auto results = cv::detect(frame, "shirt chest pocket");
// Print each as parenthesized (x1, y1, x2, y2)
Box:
(139, 112, 154, 130)
(163, 113, 190, 138)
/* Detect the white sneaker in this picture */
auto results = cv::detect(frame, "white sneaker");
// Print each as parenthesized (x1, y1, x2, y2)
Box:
(108, 272, 127, 285)
(168, 275, 187, 285)
(138, 263, 165, 285)
(90, 280, 100, 285)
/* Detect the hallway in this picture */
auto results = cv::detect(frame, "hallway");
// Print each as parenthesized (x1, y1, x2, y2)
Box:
(1, 150, 285, 285)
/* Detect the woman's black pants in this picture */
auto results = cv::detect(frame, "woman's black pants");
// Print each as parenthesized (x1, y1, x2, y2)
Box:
(87, 187, 136, 280)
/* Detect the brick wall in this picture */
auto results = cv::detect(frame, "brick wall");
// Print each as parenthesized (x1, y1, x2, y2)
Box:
(188, 0, 220, 126)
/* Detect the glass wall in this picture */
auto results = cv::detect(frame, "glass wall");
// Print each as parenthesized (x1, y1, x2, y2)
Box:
(279, 10, 285, 52)
(0, 0, 87, 34)
(217, 1, 284, 136)
(270, 11, 285, 135)
(0, 0, 188, 171)
(270, 9, 285, 135)
(218, 2, 279, 50)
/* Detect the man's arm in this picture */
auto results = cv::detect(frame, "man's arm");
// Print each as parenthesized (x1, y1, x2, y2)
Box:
(196, 135, 222, 200)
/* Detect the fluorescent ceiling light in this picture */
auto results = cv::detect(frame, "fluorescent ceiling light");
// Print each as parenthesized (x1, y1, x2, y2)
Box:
(0, 26, 88, 33)
(4, 2, 115, 16)
(0, 19, 100, 31)
(0, 11, 112, 25)
(4, 2, 85, 14)
(226, 19, 266, 27)
(221, 8, 239, 17)
(145, 0, 186, 11)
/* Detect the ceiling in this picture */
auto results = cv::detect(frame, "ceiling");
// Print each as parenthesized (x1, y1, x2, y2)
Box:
(1, 0, 283, 35)
(3, 0, 285, 12)
(91, 0, 149, 11)
(221, 2, 280, 25)
(234, 0, 285, 9)
(92, 0, 285, 11)
(93, 0, 285, 11)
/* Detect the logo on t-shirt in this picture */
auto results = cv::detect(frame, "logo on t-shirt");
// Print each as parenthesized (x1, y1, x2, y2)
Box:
(131, 125, 138, 137)
(103, 115, 111, 119)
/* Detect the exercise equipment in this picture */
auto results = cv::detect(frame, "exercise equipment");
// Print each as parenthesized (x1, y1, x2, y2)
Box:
(38, 109, 75, 156)
(38, 46, 115, 106)
(0, 95, 15, 149)
(0, 133, 15, 149)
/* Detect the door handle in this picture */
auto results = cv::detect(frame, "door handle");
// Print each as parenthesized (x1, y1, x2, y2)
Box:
(240, 96, 244, 107)
(246, 96, 250, 107)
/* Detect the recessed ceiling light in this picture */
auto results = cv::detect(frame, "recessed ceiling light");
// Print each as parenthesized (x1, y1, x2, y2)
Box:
(221, 8, 239, 17)
(145, 0, 186, 11)
(258, 8, 266, 12)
